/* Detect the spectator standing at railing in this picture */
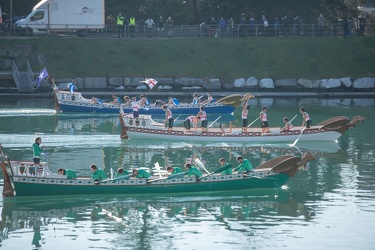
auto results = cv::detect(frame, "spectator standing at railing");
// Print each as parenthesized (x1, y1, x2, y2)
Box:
(218, 17, 226, 36)
(116, 12, 125, 38)
(166, 16, 173, 38)
(344, 16, 354, 37)
(145, 17, 155, 38)
(123, 14, 129, 37)
(280, 15, 288, 37)
(249, 16, 256, 37)
(348, 17, 354, 36)
(239, 13, 246, 37)
(359, 15, 366, 37)
(291, 16, 300, 36)
(227, 17, 234, 37)
(129, 16, 136, 38)
(138, 5, 146, 33)
(259, 15, 268, 36)
(157, 15, 164, 34)
(317, 14, 325, 37)
(274, 17, 280, 37)
(208, 17, 216, 37)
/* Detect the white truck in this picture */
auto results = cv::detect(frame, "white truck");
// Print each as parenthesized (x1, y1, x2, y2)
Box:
(15, 0, 105, 36)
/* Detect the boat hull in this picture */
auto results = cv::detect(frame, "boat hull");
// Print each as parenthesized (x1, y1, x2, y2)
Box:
(124, 129, 342, 143)
(11, 174, 289, 196)
(58, 102, 235, 114)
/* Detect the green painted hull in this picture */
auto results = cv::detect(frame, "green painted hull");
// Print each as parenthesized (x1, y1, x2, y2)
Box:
(12, 174, 290, 196)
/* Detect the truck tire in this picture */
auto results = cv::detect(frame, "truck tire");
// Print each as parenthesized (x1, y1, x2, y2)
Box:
(14, 27, 23, 36)
(24, 27, 33, 37)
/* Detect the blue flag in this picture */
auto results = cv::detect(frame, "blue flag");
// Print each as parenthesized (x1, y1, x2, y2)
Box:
(33, 68, 49, 89)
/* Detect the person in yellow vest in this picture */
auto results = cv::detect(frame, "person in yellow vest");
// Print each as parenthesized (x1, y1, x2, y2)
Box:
(129, 16, 136, 38)
(117, 12, 125, 38)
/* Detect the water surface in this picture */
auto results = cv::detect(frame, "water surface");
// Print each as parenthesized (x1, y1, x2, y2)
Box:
(0, 97, 374, 249)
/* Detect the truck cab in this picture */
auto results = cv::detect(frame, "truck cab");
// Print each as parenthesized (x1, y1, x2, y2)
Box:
(15, 0, 48, 36)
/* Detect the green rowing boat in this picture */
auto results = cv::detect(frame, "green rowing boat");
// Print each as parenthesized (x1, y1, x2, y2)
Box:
(1, 145, 314, 197)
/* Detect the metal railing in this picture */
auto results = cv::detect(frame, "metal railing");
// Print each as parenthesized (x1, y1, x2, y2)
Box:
(11, 60, 21, 89)
(3, 22, 374, 38)
(26, 59, 34, 83)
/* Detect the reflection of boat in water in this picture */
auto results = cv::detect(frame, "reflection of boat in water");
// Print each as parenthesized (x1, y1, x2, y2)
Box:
(53, 113, 235, 134)
(119, 111, 365, 143)
(0, 188, 316, 246)
(54, 114, 120, 134)
(151, 113, 236, 125)
(1, 144, 314, 197)
(121, 141, 343, 154)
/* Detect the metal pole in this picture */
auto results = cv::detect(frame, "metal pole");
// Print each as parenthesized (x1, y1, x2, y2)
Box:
(10, 0, 13, 28)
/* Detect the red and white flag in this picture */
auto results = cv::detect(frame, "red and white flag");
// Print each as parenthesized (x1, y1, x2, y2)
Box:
(140, 78, 158, 89)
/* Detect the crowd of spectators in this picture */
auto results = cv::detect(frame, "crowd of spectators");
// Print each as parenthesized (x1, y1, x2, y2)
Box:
(105, 7, 370, 38)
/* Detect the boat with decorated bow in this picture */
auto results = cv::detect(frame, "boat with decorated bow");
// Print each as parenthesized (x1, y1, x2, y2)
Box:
(0, 145, 314, 197)
(118, 110, 364, 143)
(51, 87, 241, 115)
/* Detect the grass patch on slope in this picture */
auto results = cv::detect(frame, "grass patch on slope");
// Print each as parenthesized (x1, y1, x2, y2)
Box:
(1, 36, 374, 80)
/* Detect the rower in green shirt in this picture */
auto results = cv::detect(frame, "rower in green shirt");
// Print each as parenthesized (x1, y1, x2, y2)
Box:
(132, 168, 151, 179)
(57, 168, 77, 179)
(90, 164, 107, 181)
(219, 158, 232, 175)
(233, 156, 254, 174)
(167, 166, 183, 175)
(114, 168, 130, 178)
(184, 163, 202, 178)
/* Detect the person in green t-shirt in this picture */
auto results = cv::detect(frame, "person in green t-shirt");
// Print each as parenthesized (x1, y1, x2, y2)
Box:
(57, 168, 77, 179)
(132, 168, 151, 179)
(32, 137, 46, 164)
(167, 166, 183, 175)
(184, 163, 202, 178)
(114, 168, 130, 178)
(219, 158, 232, 175)
(90, 164, 107, 181)
(233, 156, 254, 174)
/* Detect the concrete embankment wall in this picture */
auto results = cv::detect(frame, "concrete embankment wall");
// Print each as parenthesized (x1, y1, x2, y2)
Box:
(1, 45, 374, 95)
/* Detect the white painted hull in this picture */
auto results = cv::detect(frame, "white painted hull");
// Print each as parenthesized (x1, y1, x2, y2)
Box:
(125, 129, 342, 143)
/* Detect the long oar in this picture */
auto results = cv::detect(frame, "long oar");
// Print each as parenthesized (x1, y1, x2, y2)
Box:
(290, 114, 298, 123)
(195, 158, 210, 174)
(148, 171, 187, 183)
(198, 164, 232, 180)
(247, 117, 259, 127)
(291, 128, 305, 147)
(208, 116, 222, 128)
(174, 114, 182, 123)
(100, 174, 131, 184)
(92, 104, 108, 114)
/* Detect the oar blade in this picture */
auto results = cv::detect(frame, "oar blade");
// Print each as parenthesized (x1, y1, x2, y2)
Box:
(154, 162, 162, 177)
(213, 164, 232, 174)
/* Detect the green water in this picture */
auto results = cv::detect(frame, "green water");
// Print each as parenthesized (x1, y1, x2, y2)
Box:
(0, 97, 374, 249)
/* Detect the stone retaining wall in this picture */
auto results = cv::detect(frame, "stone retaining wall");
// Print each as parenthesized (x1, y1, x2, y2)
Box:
(1, 45, 374, 92)
(48, 76, 375, 93)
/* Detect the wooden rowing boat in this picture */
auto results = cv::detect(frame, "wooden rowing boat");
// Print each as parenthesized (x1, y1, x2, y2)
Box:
(51, 89, 239, 115)
(0, 145, 314, 197)
(118, 109, 364, 143)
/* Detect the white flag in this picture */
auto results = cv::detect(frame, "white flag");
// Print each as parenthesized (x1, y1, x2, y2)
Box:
(140, 78, 158, 89)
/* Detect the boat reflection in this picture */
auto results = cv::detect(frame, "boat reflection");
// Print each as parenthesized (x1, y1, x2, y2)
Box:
(53, 113, 236, 135)
(0, 188, 315, 246)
